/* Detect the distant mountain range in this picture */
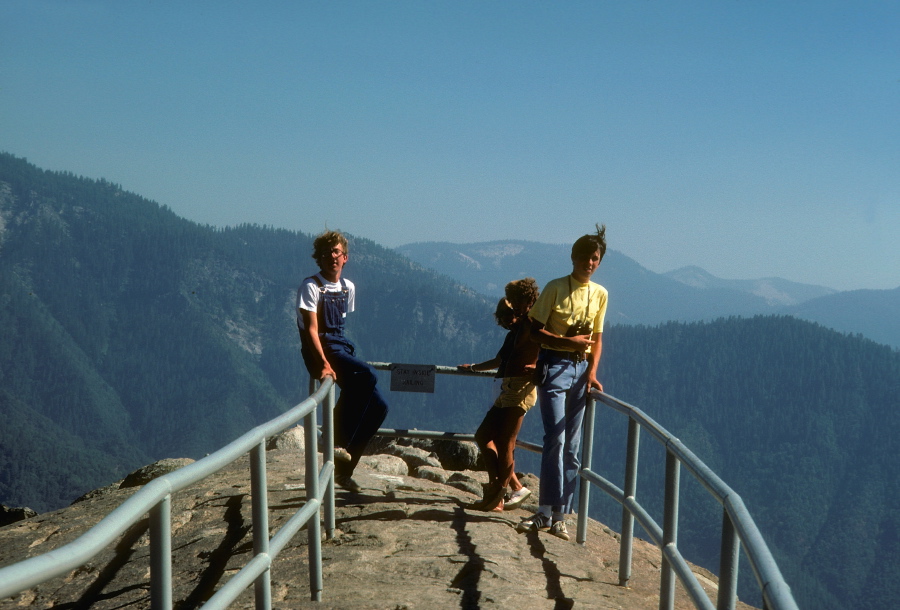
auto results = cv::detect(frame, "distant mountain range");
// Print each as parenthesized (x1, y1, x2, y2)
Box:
(397, 241, 900, 349)
(3, 152, 899, 609)
(663, 265, 835, 305)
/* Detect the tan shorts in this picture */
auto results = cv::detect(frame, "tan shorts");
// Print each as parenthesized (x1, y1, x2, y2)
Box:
(493, 376, 537, 413)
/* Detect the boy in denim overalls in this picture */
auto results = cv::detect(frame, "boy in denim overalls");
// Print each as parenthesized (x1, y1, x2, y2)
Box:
(297, 230, 389, 492)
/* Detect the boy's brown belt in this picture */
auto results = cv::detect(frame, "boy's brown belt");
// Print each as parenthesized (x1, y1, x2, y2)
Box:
(544, 349, 585, 363)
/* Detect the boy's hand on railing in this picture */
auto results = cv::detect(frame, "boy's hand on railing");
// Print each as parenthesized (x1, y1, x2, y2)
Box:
(320, 363, 337, 381)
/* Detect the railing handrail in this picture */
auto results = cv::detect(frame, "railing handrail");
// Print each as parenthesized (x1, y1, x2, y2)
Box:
(0, 378, 338, 607)
(583, 390, 799, 610)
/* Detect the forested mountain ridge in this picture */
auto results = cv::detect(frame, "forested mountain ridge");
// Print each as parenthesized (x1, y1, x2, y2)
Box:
(0, 152, 501, 512)
(2, 153, 899, 609)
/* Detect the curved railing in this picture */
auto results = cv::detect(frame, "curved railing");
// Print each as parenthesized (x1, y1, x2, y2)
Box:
(0, 378, 340, 608)
(577, 390, 799, 610)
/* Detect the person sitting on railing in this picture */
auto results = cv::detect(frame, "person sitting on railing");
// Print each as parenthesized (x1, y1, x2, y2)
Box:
(517, 224, 608, 542)
(296, 229, 389, 493)
(458, 278, 541, 512)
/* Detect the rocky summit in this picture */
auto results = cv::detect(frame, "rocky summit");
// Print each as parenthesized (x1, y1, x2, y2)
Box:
(0, 430, 756, 609)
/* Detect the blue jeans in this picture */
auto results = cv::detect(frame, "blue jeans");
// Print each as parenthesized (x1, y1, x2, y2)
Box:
(537, 352, 588, 513)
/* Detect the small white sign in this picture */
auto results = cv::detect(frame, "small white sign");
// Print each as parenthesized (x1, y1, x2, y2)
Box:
(389, 363, 436, 393)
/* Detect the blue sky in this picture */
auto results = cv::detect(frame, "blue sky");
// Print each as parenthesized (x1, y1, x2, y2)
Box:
(2, 1, 898, 291)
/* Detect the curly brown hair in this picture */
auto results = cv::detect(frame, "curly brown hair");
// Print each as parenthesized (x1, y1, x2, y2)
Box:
(311, 230, 349, 261)
(505, 277, 539, 314)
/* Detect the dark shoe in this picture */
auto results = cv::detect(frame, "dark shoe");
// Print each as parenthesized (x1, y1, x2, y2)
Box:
(335, 474, 362, 493)
(516, 511, 551, 534)
(479, 485, 508, 512)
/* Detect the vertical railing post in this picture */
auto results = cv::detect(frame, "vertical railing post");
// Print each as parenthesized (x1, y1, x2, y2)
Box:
(619, 417, 640, 587)
(659, 450, 680, 610)
(717, 508, 740, 610)
(250, 440, 272, 610)
(149, 494, 172, 610)
(303, 410, 323, 602)
(322, 383, 336, 539)
(576, 394, 597, 544)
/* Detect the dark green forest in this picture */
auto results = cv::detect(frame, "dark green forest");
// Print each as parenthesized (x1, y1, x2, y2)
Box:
(1, 153, 898, 610)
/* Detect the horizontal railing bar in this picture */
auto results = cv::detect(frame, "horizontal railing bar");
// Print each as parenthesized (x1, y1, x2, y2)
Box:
(368, 362, 496, 377)
(269, 499, 322, 559)
(368, 366, 796, 609)
(575, 468, 669, 549)
(374, 428, 542, 455)
(661, 543, 716, 610)
(201, 552, 272, 610)
(622, 496, 664, 547)
(594, 391, 674, 447)
(580, 468, 624, 504)
(664, 436, 735, 504)
(375, 429, 476, 441)
(317, 461, 335, 497)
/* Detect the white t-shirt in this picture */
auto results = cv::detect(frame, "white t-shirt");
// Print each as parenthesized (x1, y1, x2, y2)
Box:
(296, 273, 356, 324)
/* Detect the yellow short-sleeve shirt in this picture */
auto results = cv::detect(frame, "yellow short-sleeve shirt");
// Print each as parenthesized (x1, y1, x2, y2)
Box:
(528, 275, 608, 352)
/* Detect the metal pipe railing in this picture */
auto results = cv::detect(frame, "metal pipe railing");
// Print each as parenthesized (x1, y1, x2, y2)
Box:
(583, 390, 800, 610)
(0, 378, 338, 608)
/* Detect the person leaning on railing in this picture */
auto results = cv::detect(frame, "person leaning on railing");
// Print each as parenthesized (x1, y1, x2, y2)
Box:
(517, 224, 608, 542)
(458, 277, 541, 513)
(296, 229, 389, 493)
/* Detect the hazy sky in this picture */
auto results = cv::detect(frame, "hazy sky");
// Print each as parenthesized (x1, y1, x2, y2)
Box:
(2, 1, 898, 291)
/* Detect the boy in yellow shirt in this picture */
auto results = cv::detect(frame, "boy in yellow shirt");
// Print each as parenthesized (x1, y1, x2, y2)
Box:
(517, 225, 608, 540)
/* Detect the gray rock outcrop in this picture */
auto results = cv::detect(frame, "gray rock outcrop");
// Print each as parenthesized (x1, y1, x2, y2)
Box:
(0, 505, 36, 528)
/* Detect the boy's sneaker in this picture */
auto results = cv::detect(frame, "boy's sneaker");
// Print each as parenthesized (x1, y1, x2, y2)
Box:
(549, 520, 570, 541)
(516, 512, 551, 534)
(504, 486, 531, 510)
(317, 438, 351, 463)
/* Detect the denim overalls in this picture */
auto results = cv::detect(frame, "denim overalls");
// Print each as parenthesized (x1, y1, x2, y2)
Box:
(299, 275, 389, 476)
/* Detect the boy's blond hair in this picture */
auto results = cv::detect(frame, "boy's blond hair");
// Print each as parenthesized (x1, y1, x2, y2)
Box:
(312, 230, 349, 260)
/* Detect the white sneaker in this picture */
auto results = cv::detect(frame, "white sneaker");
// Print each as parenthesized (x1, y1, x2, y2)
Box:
(504, 486, 531, 510)
(549, 520, 570, 541)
